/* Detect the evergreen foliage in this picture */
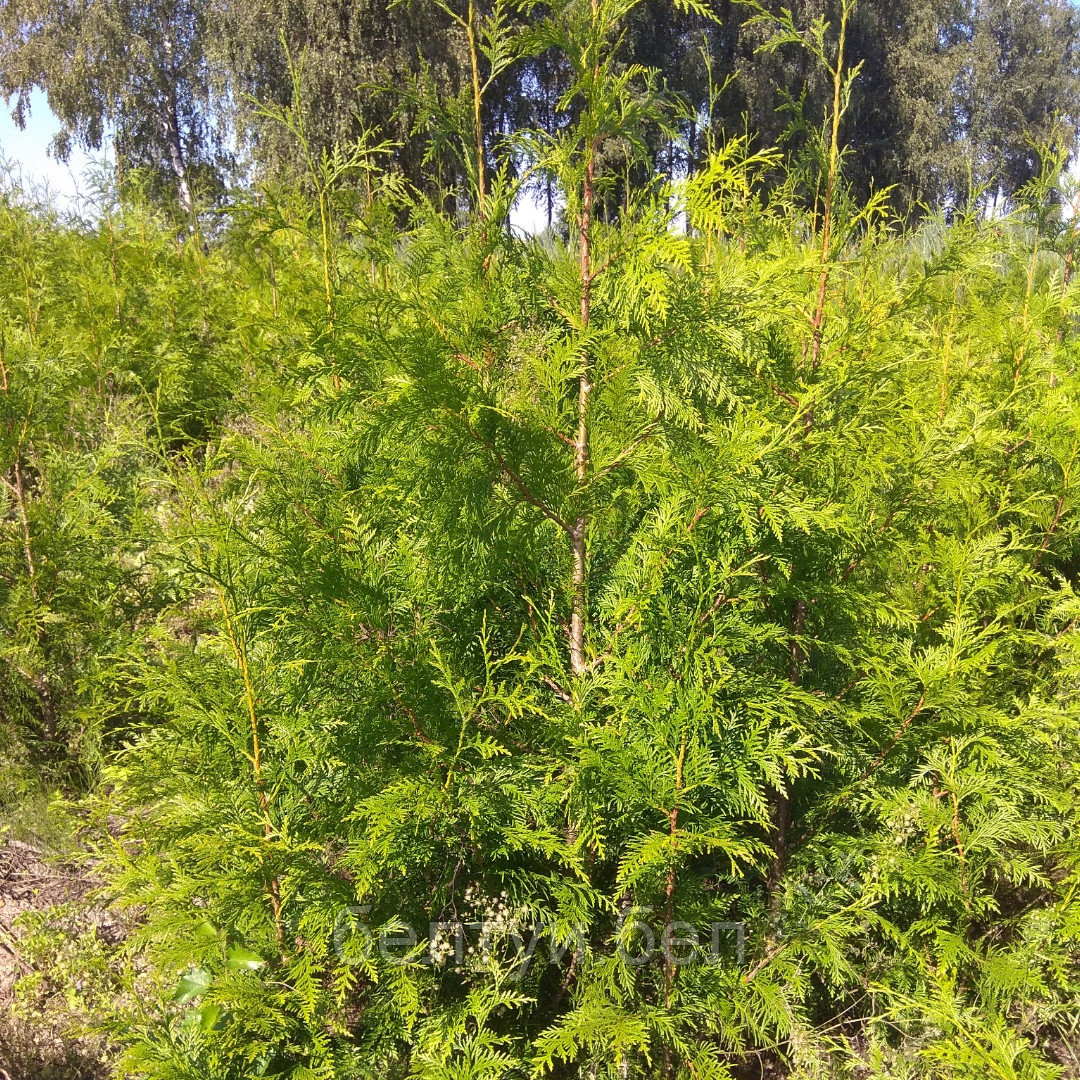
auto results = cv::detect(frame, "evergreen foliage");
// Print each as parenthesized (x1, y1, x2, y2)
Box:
(0, 178, 257, 807)
(3, 0, 1080, 1077)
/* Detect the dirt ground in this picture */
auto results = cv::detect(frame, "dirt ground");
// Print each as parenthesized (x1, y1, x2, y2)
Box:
(0, 839, 115, 1080)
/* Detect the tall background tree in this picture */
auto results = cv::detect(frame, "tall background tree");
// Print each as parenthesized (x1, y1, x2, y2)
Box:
(2, 0, 1079, 214)
(682, 0, 1080, 211)
(211, 0, 471, 192)
(0, 0, 229, 213)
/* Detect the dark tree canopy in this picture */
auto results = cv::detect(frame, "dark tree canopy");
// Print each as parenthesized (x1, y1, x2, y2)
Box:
(1, 0, 1079, 213)
(213, 0, 471, 189)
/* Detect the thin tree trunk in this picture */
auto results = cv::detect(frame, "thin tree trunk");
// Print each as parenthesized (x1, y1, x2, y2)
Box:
(808, 3, 849, 373)
(664, 732, 687, 1004)
(465, 0, 487, 218)
(569, 143, 595, 676)
(1, 348, 55, 742)
(162, 96, 193, 219)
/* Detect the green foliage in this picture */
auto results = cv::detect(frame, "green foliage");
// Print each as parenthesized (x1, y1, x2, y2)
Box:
(0, 181, 259, 803)
(4, 2, 1080, 1077)
(0, 0, 230, 213)
(4, 0, 1079, 214)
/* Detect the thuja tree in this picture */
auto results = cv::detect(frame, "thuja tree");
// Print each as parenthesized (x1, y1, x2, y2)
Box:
(0, 181, 260, 812)
(100, 0, 1080, 1076)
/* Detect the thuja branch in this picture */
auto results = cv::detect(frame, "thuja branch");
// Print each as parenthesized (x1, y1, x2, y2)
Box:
(569, 0, 601, 678)
(462, 419, 573, 533)
(211, 579, 285, 944)
(591, 422, 658, 482)
(808, 0, 852, 373)
(791, 693, 927, 853)
(1033, 435, 1077, 568)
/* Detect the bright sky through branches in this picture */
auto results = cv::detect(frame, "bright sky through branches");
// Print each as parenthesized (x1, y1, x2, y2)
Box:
(0, 88, 96, 204)
(0, 88, 555, 228)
